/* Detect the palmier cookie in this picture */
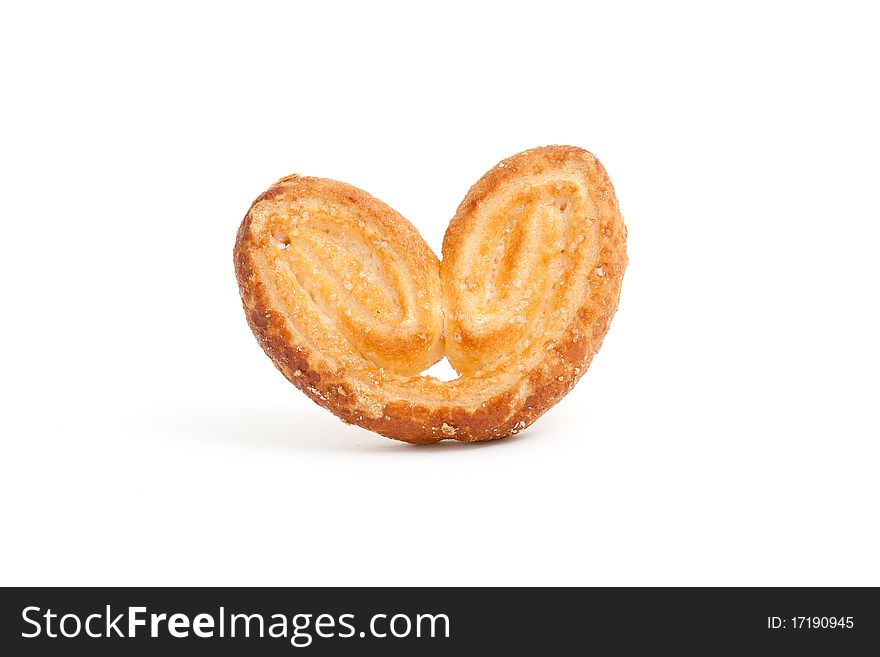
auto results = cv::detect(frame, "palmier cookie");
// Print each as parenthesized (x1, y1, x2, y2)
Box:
(234, 146, 627, 443)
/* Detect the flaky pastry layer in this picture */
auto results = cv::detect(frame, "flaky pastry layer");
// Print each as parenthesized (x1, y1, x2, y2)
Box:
(234, 146, 627, 443)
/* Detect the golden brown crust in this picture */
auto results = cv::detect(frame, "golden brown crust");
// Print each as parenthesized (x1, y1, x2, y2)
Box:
(234, 146, 627, 444)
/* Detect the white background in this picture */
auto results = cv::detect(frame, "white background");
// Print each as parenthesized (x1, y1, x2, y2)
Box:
(1, 2, 878, 586)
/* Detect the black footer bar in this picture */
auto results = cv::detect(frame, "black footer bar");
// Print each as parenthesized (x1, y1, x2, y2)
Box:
(2, 587, 877, 654)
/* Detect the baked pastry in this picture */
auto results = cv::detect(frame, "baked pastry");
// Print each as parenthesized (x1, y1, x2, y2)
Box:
(234, 146, 627, 443)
